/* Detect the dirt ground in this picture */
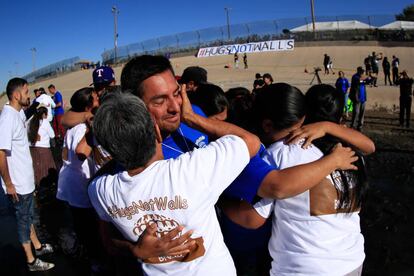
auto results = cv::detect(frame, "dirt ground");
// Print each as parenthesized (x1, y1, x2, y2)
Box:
(358, 111, 414, 276)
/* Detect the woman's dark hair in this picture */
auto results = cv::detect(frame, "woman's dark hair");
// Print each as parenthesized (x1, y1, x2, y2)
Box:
(28, 107, 48, 145)
(305, 84, 344, 125)
(305, 84, 368, 212)
(262, 73, 273, 83)
(189, 83, 228, 117)
(70, 87, 95, 112)
(225, 87, 254, 130)
(254, 83, 306, 132)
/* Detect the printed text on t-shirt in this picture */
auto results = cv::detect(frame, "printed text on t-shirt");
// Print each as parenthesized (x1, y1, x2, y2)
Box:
(107, 195, 188, 220)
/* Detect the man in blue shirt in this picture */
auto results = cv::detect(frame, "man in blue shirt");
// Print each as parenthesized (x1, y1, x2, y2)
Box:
(335, 71, 350, 117)
(48, 84, 65, 139)
(350, 67, 367, 131)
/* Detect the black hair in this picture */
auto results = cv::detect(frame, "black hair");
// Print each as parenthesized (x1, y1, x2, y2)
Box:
(48, 84, 55, 89)
(305, 84, 368, 212)
(357, 66, 364, 75)
(28, 107, 48, 145)
(6, 78, 28, 100)
(70, 87, 95, 112)
(254, 83, 305, 132)
(225, 87, 254, 130)
(93, 92, 156, 170)
(189, 83, 228, 117)
(305, 84, 344, 125)
(121, 55, 175, 98)
(98, 85, 122, 103)
(262, 73, 273, 83)
(255, 73, 261, 79)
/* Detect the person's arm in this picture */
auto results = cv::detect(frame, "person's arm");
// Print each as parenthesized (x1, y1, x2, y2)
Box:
(220, 198, 267, 229)
(24, 102, 40, 120)
(76, 136, 92, 161)
(257, 143, 358, 199)
(0, 150, 18, 202)
(45, 120, 55, 139)
(50, 98, 56, 109)
(287, 121, 375, 155)
(61, 110, 92, 128)
(181, 84, 260, 158)
(54, 94, 63, 108)
(99, 220, 196, 259)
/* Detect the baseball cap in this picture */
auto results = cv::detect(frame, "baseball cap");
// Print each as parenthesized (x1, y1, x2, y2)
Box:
(92, 66, 115, 85)
(179, 66, 207, 85)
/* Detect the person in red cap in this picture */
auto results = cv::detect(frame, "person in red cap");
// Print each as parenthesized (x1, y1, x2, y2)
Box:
(62, 66, 116, 127)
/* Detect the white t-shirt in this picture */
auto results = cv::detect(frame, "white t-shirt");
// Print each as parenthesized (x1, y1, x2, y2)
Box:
(254, 140, 365, 276)
(35, 94, 55, 122)
(57, 123, 93, 208)
(31, 119, 55, 148)
(89, 135, 250, 276)
(0, 105, 35, 195)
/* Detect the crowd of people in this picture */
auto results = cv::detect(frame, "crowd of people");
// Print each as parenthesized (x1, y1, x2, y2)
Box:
(0, 51, 411, 276)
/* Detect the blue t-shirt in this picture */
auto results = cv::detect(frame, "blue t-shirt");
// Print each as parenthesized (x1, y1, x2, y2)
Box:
(162, 105, 208, 159)
(53, 91, 65, 115)
(335, 77, 349, 94)
(359, 80, 367, 103)
(223, 144, 274, 204)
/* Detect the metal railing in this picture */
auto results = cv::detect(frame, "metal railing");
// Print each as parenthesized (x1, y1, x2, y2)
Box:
(23, 56, 81, 83)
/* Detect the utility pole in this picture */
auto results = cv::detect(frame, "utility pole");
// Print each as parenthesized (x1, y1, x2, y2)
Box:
(30, 47, 37, 71)
(14, 62, 19, 76)
(112, 5, 119, 64)
(310, 0, 316, 35)
(224, 7, 231, 41)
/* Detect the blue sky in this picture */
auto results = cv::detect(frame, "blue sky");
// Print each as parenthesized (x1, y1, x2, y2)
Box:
(0, 0, 412, 91)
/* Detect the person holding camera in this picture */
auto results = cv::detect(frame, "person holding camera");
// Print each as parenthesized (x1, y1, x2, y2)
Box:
(398, 71, 413, 128)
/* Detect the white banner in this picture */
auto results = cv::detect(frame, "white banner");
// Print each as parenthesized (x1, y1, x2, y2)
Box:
(197, 39, 294, 58)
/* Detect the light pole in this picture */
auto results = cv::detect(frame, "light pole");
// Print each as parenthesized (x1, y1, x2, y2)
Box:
(14, 62, 19, 76)
(112, 5, 119, 64)
(310, 0, 316, 34)
(224, 7, 231, 41)
(30, 47, 37, 72)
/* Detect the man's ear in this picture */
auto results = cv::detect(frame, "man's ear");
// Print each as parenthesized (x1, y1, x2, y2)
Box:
(261, 119, 274, 134)
(154, 122, 162, 143)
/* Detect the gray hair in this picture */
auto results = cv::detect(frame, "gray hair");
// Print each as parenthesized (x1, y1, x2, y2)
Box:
(93, 92, 156, 170)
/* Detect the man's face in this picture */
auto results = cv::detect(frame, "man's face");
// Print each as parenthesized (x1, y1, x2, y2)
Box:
(17, 84, 30, 107)
(141, 70, 182, 135)
(48, 87, 56, 94)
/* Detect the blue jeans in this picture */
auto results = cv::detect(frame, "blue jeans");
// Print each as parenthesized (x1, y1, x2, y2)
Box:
(10, 193, 34, 244)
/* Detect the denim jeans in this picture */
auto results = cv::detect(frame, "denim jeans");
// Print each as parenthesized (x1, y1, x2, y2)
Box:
(10, 192, 34, 244)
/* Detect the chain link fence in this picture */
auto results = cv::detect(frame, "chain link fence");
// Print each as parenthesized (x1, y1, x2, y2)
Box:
(101, 14, 412, 64)
(23, 57, 81, 83)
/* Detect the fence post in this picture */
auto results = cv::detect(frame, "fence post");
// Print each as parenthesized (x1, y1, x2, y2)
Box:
(196, 30, 201, 48)
(245, 24, 250, 42)
(272, 20, 278, 36)
(176, 35, 179, 50)
(220, 27, 225, 45)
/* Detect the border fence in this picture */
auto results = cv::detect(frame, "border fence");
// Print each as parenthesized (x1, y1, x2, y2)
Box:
(23, 56, 81, 83)
(101, 14, 413, 64)
(22, 14, 413, 82)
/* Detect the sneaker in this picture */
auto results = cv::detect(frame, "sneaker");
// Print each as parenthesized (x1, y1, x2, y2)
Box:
(28, 258, 55, 271)
(35, 243, 54, 256)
